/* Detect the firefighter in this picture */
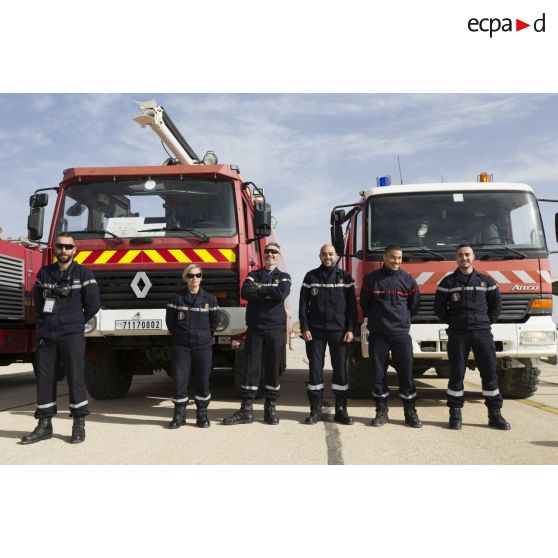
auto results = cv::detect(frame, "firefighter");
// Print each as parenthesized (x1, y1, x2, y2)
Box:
(166, 264, 220, 429)
(21, 234, 101, 445)
(299, 243, 356, 425)
(360, 245, 423, 428)
(434, 243, 510, 430)
(223, 242, 291, 425)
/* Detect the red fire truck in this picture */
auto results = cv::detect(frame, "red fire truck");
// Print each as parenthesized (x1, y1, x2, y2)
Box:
(26, 100, 286, 399)
(0, 238, 42, 368)
(331, 173, 557, 399)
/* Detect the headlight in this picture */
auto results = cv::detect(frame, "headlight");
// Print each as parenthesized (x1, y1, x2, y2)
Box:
(520, 330, 556, 346)
(215, 310, 230, 332)
(84, 316, 97, 334)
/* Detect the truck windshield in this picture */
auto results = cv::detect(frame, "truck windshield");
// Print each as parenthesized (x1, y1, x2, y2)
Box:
(55, 178, 237, 239)
(366, 190, 546, 258)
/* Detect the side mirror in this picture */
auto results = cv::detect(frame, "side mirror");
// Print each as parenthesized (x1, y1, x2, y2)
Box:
(254, 203, 272, 237)
(330, 209, 346, 256)
(29, 193, 49, 209)
(27, 207, 45, 241)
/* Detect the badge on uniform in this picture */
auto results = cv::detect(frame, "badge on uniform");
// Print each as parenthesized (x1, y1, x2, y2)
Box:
(177, 311, 185, 320)
(338, 279, 344, 284)
(311, 287, 319, 296)
(481, 281, 486, 287)
(43, 297, 57, 313)
(451, 292, 460, 302)
(205, 303, 209, 308)
(273, 278, 280, 284)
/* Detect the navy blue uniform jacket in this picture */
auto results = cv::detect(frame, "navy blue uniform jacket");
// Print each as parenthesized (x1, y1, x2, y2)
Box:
(241, 267, 291, 331)
(299, 265, 357, 333)
(434, 268, 501, 331)
(35, 261, 101, 341)
(360, 267, 420, 335)
(166, 288, 220, 347)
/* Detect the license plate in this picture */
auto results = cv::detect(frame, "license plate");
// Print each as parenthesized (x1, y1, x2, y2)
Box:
(115, 319, 162, 330)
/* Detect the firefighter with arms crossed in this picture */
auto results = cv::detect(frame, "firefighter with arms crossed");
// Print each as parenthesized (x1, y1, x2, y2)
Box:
(434, 243, 510, 430)
(223, 242, 291, 425)
(360, 245, 423, 428)
(299, 243, 356, 425)
(22, 234, 101, 444)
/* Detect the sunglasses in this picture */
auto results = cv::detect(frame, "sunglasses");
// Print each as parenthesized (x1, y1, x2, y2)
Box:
(264, 249, 280, 255)
(186, 273, 202, 279)
(55, 243, 75, 251)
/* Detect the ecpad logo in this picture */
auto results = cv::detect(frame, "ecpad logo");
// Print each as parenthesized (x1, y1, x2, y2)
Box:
(468, 13, 546, 37)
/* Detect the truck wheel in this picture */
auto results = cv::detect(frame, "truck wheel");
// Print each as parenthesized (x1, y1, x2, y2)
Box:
(348, 344, 372, 399)
(434, 365, 451, 379)
(498, 367, 540, 399)
(85, 342, 133, 399)
(412, 364, 431, 377)
(233, 348, 264, 399)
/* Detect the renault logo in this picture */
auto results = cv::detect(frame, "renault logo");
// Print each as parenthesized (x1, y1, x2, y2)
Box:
(130, 272, 152, 298)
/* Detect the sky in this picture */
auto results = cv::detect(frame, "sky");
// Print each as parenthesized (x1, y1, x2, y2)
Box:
(1, 93, 558, 318)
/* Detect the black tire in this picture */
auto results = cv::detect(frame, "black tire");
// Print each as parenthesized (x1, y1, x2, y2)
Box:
(348, 344, 372, 399)
(434, 365, 451, 379)
(498, 367, 540, 399)
(412, 364, 431, 377)
(85, 342, 133, 399)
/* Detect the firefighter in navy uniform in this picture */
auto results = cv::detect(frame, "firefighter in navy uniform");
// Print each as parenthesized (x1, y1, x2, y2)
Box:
(21, 234, 101, 445)
(223, 242, 291, 425)
(360, 245, 423, 428)
(434, 243, 510, 430)
(299, 243, 357, 425)
(166, 264, 220, 429)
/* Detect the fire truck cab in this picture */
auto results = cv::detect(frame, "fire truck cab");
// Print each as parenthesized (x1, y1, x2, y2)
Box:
(331, 174, 557, 399)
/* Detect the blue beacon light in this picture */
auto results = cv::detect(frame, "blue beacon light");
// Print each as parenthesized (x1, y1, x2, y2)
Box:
(376, 176, 391, 187)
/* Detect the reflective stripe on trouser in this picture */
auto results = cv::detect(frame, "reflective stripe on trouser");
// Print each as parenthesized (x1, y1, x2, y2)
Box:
(446, 329, 503, 410)
(369, 333, 417, 402)
(171, 343, 212, 409)
(240, 328, 284, 401)
(35, 333, 89, 418)
(305, 330, 349, 401)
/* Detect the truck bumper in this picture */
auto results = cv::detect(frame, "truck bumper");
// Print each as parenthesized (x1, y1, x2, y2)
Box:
(85, 307, 247, 338)
(360, 316, 557, 360)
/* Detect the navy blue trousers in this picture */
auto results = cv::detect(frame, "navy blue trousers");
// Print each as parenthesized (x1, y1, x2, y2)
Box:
(446, 329, 503, 410)
(35, 333, 89, 418)
(369, 333, 417, 401)
(171, 343, 212, 409)
(305, 330, 349, 400)
(240, 328, 284, 401)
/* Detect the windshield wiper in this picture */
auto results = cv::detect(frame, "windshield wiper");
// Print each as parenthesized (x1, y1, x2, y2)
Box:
(65, 229, 124, 244)
(137, 226, 209, 242)
(474, 244, 527, 260)
(400, 246, 445, 261)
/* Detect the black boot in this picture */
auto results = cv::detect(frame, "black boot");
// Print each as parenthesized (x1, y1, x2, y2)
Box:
(305, 399, 323, 425)
(403, 400, 423, 428)
(70, 417, 86, 443)
(264, 399, 279, 425)
(223, 400, 253, 425)
(169, 406, 187, 429)
(21, 418, 53, 445)
(196, 407, 210, 428)
(488, 408, 511, 430)
(449, 407, 462, 430)
(371, 399, 389, 427)
(334, 397, 353, 425)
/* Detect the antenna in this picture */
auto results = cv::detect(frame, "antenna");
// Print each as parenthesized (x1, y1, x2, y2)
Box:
(397, 156, 403, 185)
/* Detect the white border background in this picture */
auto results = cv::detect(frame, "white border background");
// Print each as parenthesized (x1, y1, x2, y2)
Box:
(1, 1, 556, 555)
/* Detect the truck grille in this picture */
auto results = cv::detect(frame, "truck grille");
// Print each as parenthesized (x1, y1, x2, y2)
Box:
(0, 254, 25, 321)
(94, 269, 239, 309)
(412, 294, 534, 324)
